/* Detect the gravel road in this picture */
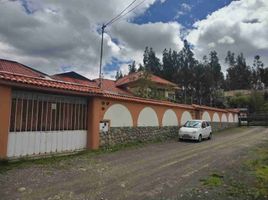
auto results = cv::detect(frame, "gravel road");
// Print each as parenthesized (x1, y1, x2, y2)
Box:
(0, 127, 268, 200)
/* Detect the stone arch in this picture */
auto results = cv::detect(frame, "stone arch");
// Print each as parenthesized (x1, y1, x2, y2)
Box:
(162, 109, 179, 126)
(202, 111, 211, 121)
(103, 104, 133, 127)
(138, 107, 159, 127)
(212, 112, 220, 122)
(228, 113, 234, 123)
(221, 114, 228, 122)
(181, 111, 192, 125)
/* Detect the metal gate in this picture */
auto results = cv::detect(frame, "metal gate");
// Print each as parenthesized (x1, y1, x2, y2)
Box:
(247, 113, 268, 126)
(7, 90, 88, 158)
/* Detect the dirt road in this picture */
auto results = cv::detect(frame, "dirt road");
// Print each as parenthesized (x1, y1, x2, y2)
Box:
(0, 127, 268, 200)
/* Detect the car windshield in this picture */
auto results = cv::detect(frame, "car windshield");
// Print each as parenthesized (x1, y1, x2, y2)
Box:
(184, 121, 201, 128)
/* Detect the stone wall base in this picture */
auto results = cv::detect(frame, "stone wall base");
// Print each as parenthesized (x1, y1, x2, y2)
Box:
(211, 122, 239, 132)
(100, 126, 179, 147)
(100, 123, 239, 147)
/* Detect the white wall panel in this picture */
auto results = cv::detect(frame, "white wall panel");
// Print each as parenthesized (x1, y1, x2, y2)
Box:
(181, 111, 192, 125)
(162, 109, 179, 126)
(104, 104, 133, 127)
(138, 107, 159, 127)
(202, 111, 211, 121)
(234, 114, 239, 123)
(221, 114, 228, 122)
(7, 130, 87, 158)
(228, 113, 234, 123)
(212, 113, 220, 122)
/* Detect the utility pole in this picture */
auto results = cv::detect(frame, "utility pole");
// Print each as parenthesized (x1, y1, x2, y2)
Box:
(97, 0, 146, 89)
(99, 24, 106, 89)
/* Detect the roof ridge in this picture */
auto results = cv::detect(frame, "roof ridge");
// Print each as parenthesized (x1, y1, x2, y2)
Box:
(0, 58, 48, 77)
(0, 71, 99, 89)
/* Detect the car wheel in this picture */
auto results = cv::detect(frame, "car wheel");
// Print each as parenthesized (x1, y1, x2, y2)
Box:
(208, 133, 212, 140)
(198, 135, 202, 142)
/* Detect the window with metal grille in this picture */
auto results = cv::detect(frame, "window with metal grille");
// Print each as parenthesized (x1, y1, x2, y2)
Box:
(10, 91, 88, 132)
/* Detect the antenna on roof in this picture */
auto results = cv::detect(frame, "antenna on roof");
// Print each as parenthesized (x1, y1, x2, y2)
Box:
(98, 0, 146, 88)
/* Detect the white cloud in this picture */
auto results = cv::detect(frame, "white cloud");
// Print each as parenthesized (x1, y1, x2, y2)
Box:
(174, 3, 192, 19)
(0, 0, 182, 79)
(187, 0, 268, 71)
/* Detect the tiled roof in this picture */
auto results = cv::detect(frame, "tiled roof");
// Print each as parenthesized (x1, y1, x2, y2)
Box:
(192, 104, 239, 113)
(94, 78, 134, 96)
(0, 71, 102, 94)
(116, 71, 178, 87)
(93, 90, 195, 110)
(0, 59, 238, 113)
(52, 72, 97, 87)
(0, 59, 47, 78)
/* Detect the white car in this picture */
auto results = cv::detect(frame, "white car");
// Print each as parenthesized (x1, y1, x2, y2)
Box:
(179, 120, 212, 142)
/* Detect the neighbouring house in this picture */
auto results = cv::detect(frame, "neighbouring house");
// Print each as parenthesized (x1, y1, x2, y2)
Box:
(115, 71, 180, 100)
(0, 59, 239, 160)
(54, 71, 180, 101)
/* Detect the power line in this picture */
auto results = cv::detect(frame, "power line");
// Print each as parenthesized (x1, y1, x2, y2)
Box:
(107, 0, 147, 26)
(98, 0, 147, 88)
(105, 0, 138, 26)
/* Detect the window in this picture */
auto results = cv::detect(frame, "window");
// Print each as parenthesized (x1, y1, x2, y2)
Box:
(184, 121, 201, 128)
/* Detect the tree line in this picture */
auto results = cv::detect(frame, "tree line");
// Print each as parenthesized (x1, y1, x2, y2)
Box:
(115, 40, 268, 107)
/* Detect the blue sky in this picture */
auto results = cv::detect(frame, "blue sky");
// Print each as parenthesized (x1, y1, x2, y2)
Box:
(104, 0, 235, 75)
(133, 0, 234, 28)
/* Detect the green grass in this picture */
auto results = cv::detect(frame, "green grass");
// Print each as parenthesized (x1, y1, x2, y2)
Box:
(200, 173, 224, 187)
(246, 146, 268, 197)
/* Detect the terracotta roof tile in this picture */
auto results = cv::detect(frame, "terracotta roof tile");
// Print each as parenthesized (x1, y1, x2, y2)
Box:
(94, 78, 134, 96)
(0, 59, 237, 113)
(52, 74, 98, 87)
(116, 71, 178, 87)
(0, 71, 102, 94)
(0, 59, 47, 78)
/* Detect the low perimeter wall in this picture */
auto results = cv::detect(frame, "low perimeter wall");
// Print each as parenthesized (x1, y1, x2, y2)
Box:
(100, 126, 180, 147)
(100, 123, 239, 147)
(210, 122, 238, 132)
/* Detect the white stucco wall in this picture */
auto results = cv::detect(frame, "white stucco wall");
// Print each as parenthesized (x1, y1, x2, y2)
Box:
(212, 112, 220, 122)
(103, 104, 133, 127)
(181, 111, 192, 125)
(228, 113, 234, 123)
(162, 109, 179, 126)
(138, 107, 159, 127)
(234, 114, 239, 123)
(221, 114, 228, 122)
(202, 111, 211, 121)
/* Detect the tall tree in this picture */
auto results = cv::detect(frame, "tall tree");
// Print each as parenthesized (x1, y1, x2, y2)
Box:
(115, 69, 123, 80)
(128, 61, 137, 74)
(252, 55, 266, 89)
(143, 47, 162, 75)
(226, 52, 251, 90)
(209, 51, 224, 89)
(162, 48, 174, 80)
(179, 40, 197, 103)
(137, 63, 145, 72)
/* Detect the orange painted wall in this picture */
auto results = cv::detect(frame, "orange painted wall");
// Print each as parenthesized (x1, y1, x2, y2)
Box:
(0, 85, 12, 159)
(98, 97, 197, 127)
(87, 97, 102, 150)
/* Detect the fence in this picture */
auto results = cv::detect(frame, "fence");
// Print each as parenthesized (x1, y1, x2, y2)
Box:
(7, 90, 88, 158)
